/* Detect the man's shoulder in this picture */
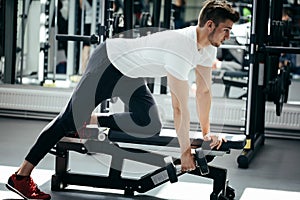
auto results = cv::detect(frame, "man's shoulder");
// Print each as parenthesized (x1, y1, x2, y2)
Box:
(204, 45, 217, 53)
(174, 26, 197, 34)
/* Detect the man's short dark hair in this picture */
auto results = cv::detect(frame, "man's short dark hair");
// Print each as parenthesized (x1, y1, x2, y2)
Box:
(198, 0, 240, 27)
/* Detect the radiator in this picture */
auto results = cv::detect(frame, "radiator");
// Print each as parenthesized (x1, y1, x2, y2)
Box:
(0, 84, 71, 118)
(0, 84, 299, 133)
(265, 103, 300, 130)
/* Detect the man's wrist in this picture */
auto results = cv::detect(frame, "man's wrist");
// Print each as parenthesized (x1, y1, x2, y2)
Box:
(204, 132, 221, 139)
(181, 146, 192, 155)
(203, 132, 211, 137)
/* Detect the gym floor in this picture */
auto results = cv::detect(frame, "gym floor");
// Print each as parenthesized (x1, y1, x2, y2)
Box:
(0, 116, 300, 200)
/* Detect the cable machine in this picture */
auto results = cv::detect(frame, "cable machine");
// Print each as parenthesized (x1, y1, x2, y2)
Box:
(238, 0, 300, 168)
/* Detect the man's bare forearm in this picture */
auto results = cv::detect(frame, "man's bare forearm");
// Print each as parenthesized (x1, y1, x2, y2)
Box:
(196, 91, 211, 135)
(173, 106, 191, 154)
(168, 73, 191, 154)
(195, 66, 212, 136)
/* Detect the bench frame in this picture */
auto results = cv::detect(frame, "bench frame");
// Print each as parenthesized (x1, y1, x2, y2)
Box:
(50, 131, 239, 200)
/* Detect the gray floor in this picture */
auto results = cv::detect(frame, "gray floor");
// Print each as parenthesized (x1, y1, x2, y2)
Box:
(0, 116, 300, 200)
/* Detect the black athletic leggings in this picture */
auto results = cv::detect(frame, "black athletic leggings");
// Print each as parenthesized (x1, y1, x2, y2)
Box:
(25, 42, 162, 166)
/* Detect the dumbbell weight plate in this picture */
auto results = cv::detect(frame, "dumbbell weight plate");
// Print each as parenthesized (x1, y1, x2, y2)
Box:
(195, 148, 209, 175)
(165, 162, 178, 183)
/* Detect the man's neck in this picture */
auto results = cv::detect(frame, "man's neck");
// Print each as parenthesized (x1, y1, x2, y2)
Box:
(196, 26, 210, 49)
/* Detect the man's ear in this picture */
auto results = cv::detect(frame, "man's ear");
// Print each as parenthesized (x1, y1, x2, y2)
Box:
(206, 20, 215, 31)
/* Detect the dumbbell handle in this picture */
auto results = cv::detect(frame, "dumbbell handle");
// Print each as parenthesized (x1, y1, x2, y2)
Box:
(165, 147, 210, 184)
(172, 161, 208, 175)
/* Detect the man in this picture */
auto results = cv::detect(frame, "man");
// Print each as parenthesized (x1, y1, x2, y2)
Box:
(281, 7, 298, 75)
(173, 0, 187, 29)
(6, 1, 239, 199)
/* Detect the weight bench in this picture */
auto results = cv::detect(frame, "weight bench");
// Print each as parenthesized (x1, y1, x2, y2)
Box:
(50, 126, 246, 200)
(212, 69, 248, 98)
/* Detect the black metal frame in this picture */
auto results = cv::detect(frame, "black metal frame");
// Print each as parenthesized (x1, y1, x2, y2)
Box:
(237, 0, 300, 168)
(3, 0, 17, 84)
(0, 0, 4, 57)
(50, 137, 235, 199)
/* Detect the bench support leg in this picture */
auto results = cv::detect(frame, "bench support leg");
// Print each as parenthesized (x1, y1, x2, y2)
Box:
(51, 148, 69, 191)
(190, 165, 228, 200)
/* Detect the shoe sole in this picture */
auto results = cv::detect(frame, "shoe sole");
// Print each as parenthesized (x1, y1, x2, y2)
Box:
(5, 183, 29, 200)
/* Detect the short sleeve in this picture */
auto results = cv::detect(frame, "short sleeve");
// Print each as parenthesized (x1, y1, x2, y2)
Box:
(164, 53, 193, 81)
(195, 46, 217, 67)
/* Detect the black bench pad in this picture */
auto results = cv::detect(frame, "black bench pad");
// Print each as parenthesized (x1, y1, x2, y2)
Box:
(108, 128, 246, 151)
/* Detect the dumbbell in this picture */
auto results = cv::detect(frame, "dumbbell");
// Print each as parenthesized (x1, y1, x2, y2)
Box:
(140, 12, 152, 27)
(77, 125, 107, 141)
(195, 148, 210, 175)
(165, 147, 210, 183)
(113, 13, 124, 34)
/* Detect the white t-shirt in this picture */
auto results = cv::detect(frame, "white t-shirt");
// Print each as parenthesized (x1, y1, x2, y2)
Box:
(106, 26, 217, 80)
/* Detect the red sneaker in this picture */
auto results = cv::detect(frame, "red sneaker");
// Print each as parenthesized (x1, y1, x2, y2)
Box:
(6, 173, 51, 200)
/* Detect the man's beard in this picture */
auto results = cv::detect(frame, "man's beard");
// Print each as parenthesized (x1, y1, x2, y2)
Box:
(208, 28, 220, 47)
